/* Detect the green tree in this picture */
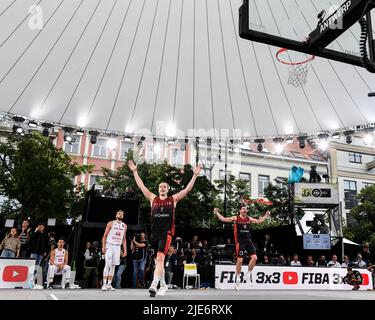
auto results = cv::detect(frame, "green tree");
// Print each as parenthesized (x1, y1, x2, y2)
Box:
(98, 151, 219, 227)
(0, 133, 91, 222)
(345, 185, 375, 247)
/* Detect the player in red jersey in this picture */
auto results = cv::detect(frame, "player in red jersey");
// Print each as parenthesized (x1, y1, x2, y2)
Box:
(128, 160, 202, 297)
(214, 205, 270, 290)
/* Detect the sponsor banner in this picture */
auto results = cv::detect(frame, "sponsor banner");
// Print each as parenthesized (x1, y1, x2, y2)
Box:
(215, 265, 373, 290)
(294, 183, 338, 205)
(0, 258, 35, 288)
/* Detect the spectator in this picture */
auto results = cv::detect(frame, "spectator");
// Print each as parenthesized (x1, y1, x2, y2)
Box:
(290, 254, 301, 266)
(164, 245, 177, 288)
(103, 184, 118, 198)
(48, 232, 57, 251)
(29, 223, 49, 266)
(18, 220, 31, 258)
(343, 267, 363, 290)
(0, 228, 21, 258)
(361, 243, 372, 265)
(262, 255, 271, 265)
(305, 255, 315, 267)
(367, 263, 375, 290)
(353, 254, 367, 268)
(341, 255, 350, 268)
(316, 255, 327, 267)
(200, 252, 214, 288)
(319, 220, 330, 234)
(276, 254, 287, 266)
(186, 248, 200, 266)
(190, 235, 202, 249)
(83, 241, 99, 288)
(260, 234, 276, 254)
(131, 232, 148, 288)
(327, 255, 341, 268)
(112, 246, 127, 289)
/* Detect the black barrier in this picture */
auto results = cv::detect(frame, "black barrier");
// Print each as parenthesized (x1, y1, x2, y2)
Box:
(85, 196, 139, 225)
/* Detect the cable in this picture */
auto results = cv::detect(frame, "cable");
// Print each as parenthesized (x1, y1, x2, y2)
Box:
(359, 17, 375, 72)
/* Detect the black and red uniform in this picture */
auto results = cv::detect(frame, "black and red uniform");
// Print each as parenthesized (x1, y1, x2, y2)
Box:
(234, 215, 256, 258)
(150, 196, 175, 256)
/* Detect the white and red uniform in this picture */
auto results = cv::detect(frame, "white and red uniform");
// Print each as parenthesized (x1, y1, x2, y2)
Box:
(48, 248, 71, 280)
(105, 221, 126, 266)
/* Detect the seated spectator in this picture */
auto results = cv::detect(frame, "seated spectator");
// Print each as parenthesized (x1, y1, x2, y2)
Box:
(316, 255, 327, 267)
(327, 255, 341, 268)
(0, 228, 21, 258)
(343, 267, 363, 290)
(47, 238, 71, 289)
(353, 254, 367, 268)
(341, 255, 350, 268)
(276, 254, 287, 266)
(290, 254, 301, 266)
(305, 255, 315, 267)
(262, 255, 271, 265)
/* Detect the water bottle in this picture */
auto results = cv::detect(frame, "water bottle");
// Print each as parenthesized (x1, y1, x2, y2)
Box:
(28, 276, 34, 289)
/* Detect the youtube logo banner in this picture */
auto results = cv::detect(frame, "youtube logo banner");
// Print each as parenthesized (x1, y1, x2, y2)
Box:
(215, 265, 374, 290)
(0, 258, 35, 288)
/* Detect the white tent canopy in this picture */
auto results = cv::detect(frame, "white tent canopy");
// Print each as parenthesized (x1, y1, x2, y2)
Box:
(1, 0, 375, 139)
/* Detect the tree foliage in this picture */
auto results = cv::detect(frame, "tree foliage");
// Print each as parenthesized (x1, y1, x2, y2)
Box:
(0, 133, 91, 222)
(345, 185, 375, 247)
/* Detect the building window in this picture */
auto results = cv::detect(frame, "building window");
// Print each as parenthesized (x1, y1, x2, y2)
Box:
(239, 172, 251, 186)
(89, 175, 102, 188)
(348, 152, 362, 164)
(92, 138, 107, 158)
(64, 137, 81, 154)
(119, 141, 133, 160)
(344, 180, 357, 209)
(291, 151, 305, 159)
(170, 148, 184, 166)
(276, 177, 288, 189)
(258, 175, 270, 197)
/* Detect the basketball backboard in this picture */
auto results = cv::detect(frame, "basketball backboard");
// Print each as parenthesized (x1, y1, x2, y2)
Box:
(240, 0, 375, 70)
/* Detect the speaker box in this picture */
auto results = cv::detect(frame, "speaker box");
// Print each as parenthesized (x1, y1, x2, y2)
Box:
(86, 196, 139, 225)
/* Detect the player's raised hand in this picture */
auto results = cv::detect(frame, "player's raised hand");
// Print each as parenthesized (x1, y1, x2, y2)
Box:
(127, 160, 137, 172)
(265, 211, 271, 218)
(213, 207, 220, 216)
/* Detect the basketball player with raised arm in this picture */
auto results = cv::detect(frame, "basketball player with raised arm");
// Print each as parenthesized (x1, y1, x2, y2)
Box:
(128, 160, 202, 297)
(214, 205, 271, 290)
(47, 238, 71, 289)
(101, 210, 127, 291)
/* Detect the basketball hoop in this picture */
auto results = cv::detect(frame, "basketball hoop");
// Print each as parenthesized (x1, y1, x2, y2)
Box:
(276, 48, 315, 87)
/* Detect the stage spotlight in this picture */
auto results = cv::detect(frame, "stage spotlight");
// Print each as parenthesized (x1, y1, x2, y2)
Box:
(363, 133, 374, 145)
(41, 123, 53, 137)
(255, 138, 265, 152)
(12, 125, 23, 135)
(167, 138, 175, 145)
(63, 127, 74, 143)
(297, 135, 307, 149)
(286, 137, 293, 144)
(75, 129, 84, 136)
(331, 132, 340, 139)
(317, 133, 329, 151)
(243, 140, 251, 147)
(273, 137, 284, 155)
(207, 137, 212, 146)
(89, 131, 99, 144)
(124, 135, 132, 142)
(28, 121, 38, 128)
(344, 130, 354, 144)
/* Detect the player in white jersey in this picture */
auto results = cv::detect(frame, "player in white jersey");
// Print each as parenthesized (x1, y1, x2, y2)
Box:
(101, 210, 127, 291)
(47, 238, 71, 289)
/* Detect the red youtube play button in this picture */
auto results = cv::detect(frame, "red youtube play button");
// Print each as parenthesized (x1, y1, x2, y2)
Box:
(283, 272, 298, 284)
(2, 266, 28, 282)
(361, 273, 369, 286)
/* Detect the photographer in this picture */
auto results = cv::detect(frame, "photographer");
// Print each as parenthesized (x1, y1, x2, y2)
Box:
(343, 267, 363, 290)
(83, 241, 100, 288)
(131, 232, 148, 288)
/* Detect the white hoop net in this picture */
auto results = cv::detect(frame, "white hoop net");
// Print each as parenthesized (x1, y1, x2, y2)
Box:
(287, 63, 310, 87)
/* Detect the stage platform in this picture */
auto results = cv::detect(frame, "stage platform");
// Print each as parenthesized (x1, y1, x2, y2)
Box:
(0, 288, 374, 300)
